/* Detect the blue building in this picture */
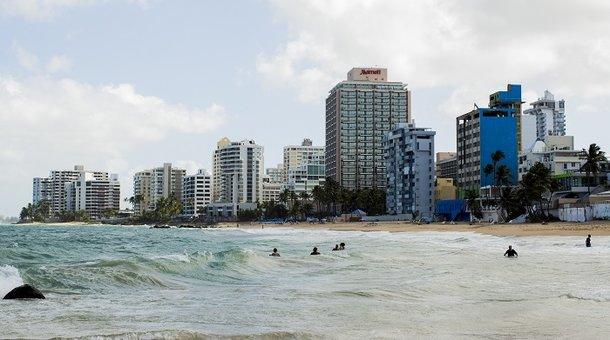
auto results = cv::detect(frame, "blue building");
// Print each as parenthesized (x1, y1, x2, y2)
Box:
(456, 84, 520, 190)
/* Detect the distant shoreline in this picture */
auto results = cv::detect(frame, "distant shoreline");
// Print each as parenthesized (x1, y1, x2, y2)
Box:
(8, 220, 610, 237)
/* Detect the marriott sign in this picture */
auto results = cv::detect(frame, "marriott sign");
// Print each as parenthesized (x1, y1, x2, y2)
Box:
(347, 67, 388, 82)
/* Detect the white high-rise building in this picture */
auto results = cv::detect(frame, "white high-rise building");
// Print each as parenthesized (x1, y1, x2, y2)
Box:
(65, 172, 121, 219)
(33, 177, 51, 205)
(524, 90, 566, 142)
(181, 169, 212, 217)
(212, 138, 264, 206)
(265, 164, 285, 184)
(133, 163, 185, 213)
(47, 165, 108, 215)
(283, 139, 325, 180)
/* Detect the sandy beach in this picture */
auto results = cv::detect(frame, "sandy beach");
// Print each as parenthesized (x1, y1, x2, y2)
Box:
(229, 220, 610, 237)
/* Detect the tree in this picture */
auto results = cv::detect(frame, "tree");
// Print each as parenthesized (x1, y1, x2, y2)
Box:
(495, 165, 511, 186)
(580, 143, 607, 194)
(154, 194, 183, 222)
(465, 189, 482, 220)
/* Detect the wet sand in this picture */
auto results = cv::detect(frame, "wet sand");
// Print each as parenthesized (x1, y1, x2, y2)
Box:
(229, 220, 610, 237)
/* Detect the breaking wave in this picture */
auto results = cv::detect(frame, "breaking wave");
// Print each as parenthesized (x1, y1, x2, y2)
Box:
(0, 264, 24, 297)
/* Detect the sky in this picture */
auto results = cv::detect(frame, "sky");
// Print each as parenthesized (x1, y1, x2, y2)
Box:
(1, 0, 610, 216)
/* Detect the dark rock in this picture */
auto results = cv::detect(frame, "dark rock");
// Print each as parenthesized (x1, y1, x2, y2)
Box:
(3, 284, 45, 299)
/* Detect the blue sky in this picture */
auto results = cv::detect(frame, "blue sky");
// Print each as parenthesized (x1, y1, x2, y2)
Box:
(1, 0, 610, 216)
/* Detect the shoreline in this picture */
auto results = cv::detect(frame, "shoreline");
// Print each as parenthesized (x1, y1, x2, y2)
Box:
(227, 220, 610, 237)
(8, 220, 610, 237)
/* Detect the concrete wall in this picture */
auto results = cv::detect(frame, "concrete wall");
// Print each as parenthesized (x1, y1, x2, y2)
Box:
(593, 203, 610, 220)
(558, 206, 593, 222)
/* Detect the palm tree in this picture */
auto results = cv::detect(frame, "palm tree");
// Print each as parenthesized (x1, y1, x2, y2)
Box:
(495, 165, 511, 186)
(464, 189, 482, 220)
(311, 185, 324, 215)
(580, 143, 607, 194)
(299, 191, 310, 201)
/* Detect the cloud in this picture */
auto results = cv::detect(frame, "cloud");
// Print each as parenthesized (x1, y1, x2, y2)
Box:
(46, 55, 71, 73)
(13, 43, 40, 72)
(0, 75, 226, 215)
(260, 0, 610, 107)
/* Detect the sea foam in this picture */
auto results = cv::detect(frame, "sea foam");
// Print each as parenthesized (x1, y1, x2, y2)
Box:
(0, 265, 24, 297)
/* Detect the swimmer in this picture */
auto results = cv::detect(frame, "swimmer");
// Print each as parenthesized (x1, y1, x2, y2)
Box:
(586, 234, 591, 247)
(332, 244, 339, 251)
(339, 242, 345, 250)
(504, 245, 518, 258)
(269, 248, 280, 257)
(310, 247, 320, 255)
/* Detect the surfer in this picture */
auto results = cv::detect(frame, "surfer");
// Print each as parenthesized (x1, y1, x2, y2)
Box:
(586, 234, 591, 247)
(310, 247, 321, 255)
(504, 245, 518, 258)
(269, 248, 280, 257)
(332, 244, 339, 251)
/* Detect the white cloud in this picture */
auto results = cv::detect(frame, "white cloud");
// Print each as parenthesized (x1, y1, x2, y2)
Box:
(46, 55, 71, 73)
(0, 75, 226, 214)
(260, 0, 610, 154)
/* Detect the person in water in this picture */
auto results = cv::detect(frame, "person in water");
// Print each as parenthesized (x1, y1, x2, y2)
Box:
(504, 245, 518, 258)
(269, 248, 280, 257)
(332, 244, 339, 251)
(586, 234, 592, 247)
(310, 247, 321, 255)
(339, 242, 345, 250)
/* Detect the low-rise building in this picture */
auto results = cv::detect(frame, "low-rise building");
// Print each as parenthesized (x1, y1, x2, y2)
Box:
(202, 202, 257, 220)
(384, 122, 436, 218)
(518, 136, 582, 181)
(262, 177, 283, 203)
(435, 178, 457, 200)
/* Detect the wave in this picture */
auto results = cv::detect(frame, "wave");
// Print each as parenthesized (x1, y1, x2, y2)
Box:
(52, 330, 317, 340)
(561, 293, 610, 302)
(0, 264, 24, 297)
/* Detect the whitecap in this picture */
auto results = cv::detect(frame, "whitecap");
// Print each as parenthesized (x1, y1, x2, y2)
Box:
(0, 265, 24, 297)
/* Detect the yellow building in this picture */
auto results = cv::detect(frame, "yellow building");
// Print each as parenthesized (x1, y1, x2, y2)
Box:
(435, 178, 457, 200)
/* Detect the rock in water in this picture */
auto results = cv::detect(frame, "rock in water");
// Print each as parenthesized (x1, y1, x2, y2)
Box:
(3, 284, 45, 299)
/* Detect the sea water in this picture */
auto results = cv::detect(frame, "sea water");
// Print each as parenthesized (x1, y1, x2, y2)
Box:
(1, 224, 610, 339)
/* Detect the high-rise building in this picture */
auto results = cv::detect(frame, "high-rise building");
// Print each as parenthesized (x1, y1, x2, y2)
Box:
(384, 123, 435, 218)
(489, 84, 523, 151)
(133, 163, 185, 213)
(523, 90, 566, 142)
(181, 169, 212, 217)
(285, 163, 326, 196)
(32, 177, 51, 205)
(48, 165, 108, 215)
(65, 172, 120, 219)
(261, 177, 283, 203)
(326, 67, 411, 190)
(283, 139, 325, 179)
(435, 152, 458, 182)
(457, 86, 519, 189)
(212, 138, 264, 205)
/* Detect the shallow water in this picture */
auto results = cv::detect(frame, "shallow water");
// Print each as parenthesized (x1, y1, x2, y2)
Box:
(1, 224, 610, 339)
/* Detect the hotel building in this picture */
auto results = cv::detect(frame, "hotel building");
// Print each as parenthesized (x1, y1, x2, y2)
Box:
(326, 67, 410, 190)
(65, 172, 121, 219)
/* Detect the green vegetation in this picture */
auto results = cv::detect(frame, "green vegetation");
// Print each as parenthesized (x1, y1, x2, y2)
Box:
(580, 143, 607, 194)
(19, 200, 50, 222)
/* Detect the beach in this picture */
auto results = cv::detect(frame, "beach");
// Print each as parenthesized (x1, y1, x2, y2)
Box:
(232, 220, 610, 237)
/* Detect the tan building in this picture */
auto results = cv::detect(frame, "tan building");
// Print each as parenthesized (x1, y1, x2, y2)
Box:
(133, 163, 185, 213)
(283, 139, 324, 182)
(435, 178, 457, 201)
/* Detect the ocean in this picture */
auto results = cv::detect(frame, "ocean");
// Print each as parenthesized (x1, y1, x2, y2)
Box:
(1, 223, 610, 339)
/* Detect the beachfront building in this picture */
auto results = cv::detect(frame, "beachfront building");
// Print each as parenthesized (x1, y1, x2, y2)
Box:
(285, 163, 326, 196)
(489, 84, 523, 151)
(435, 178, 457, 200)
(520, 113, 538, 151)
(212, 138, 264, 206)
(384, 123, 436, 218)
(326, 67, 411, 190)
(32, 177, 51, 205)
(518, 136, 582, 180)
(283, 139, 325, 180)
(181, 169, 212, 217)
(65, 172, 121, 219)
(435, 152, 458, 183)
(456, 85, 519, 190)
(46, 165, 109, 215)
(261, 177, 283, 203)
(133, 163, 186, 213)
(524, 90, 566, 142)
(265, 164, 285, 184)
